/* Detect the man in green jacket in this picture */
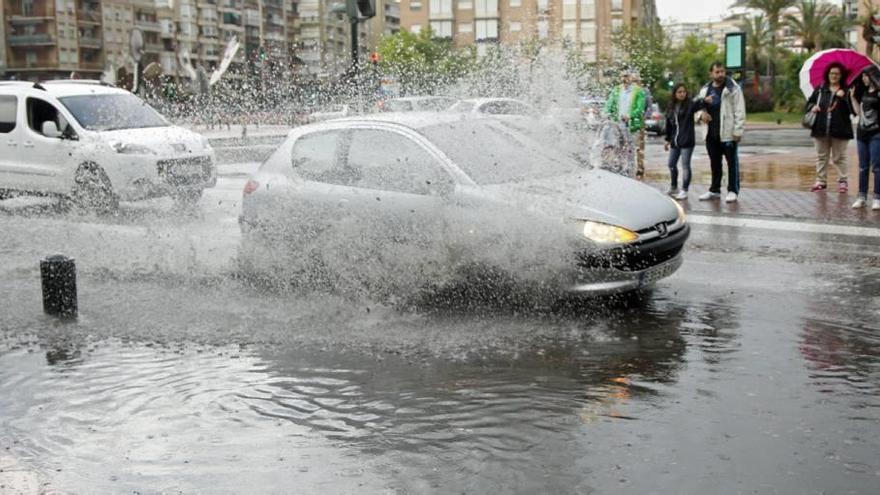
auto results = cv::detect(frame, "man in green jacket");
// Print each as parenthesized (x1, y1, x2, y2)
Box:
(604, 71, 647, 178)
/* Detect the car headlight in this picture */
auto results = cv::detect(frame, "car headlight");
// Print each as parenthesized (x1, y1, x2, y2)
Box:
(673, 200, 687, 224)
(581, 221, 639, 244)
(110, 141, 155, 155)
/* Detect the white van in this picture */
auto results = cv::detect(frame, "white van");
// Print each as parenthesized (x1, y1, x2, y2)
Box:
(0, 80, 216, 210)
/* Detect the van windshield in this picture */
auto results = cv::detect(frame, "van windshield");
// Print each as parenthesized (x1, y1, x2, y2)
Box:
(59, 93, 168, 131)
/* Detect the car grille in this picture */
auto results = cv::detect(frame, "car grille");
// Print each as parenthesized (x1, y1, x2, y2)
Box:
(157, 156, 213, 186)
(577, 224, 689, 272)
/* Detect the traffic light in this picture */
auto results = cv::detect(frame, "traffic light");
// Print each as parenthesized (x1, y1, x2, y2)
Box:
(356, 0, 375, 18)
(667, 80, 674, 89)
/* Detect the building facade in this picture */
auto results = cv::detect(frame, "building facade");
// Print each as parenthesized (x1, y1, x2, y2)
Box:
(398, 0, 657, 61)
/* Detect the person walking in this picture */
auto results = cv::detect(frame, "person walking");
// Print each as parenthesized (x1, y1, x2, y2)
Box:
(604, 70, 647, 180)
(806, 64, 853, 193)
(850, 67, 880, 210)
(633, 73, 651, 179)
(664, 83, 704, 200)
(695, 62, 747, 203)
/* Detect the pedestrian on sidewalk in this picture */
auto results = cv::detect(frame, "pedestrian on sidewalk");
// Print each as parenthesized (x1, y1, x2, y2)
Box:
(604, 69, 647, 180)
(695, 62, 747, 203)
(850, 66, 880, 210)
(664, 83, 704, 200)
(805, 63, 853, 194)
(634, 73, 652, 180)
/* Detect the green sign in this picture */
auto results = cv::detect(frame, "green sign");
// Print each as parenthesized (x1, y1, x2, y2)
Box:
(725, 33, 745, 70)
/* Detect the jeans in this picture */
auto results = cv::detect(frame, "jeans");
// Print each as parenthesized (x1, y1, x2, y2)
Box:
(856, 134, 880, 199)
(667, 146, 694, 191)
(706, 136, 740, 194)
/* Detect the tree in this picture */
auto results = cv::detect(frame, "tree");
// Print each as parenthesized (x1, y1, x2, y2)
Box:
(667, 35, 720, 92)
(740, 14, 771, 73)
(858, 0, 880, 57)
(738, 0, 797, 81)
(376, 29, 474, 94)
(611, 21, 669, 88)
(785, 0, 846, 52)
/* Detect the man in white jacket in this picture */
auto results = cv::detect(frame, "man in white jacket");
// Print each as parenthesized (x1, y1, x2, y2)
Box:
(695, 61, 747, 203)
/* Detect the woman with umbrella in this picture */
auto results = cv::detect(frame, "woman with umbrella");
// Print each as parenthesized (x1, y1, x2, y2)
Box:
(849, 66, 880, 210)
(804, 63, 853, 193)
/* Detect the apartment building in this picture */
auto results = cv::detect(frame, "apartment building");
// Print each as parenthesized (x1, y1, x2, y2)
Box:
(398, 0, 656, 61)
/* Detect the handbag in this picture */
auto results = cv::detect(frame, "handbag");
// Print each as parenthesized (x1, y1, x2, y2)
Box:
(802, 91, 826, 130)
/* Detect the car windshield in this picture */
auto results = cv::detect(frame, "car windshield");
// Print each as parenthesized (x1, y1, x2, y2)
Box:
(420, 120, 581, 185)
(58, 93, 168, 131)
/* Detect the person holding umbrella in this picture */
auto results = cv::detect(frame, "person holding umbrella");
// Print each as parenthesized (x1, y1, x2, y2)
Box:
(850, 66, 880, 210)
(805, 64, 853, 193)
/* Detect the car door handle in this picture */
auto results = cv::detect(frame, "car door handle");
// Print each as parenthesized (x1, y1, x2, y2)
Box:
(22, 141, 34, 148)
(6, 141, 16, 147)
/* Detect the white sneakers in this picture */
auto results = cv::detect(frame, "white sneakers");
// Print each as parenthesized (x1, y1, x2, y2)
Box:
(674, 190, 688, 200)
(852, 197, 866, 209)
(725, 192, 738, 203)
(698, 191, 721, 200)
(874, 199, 880, 210)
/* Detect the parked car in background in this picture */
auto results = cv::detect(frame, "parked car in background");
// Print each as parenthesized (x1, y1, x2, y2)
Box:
(239, 114, 688, 298)
(644, 103, 666, 136)
(0, 80, 216, 210)
(449, 98, 536, 117)
(380, 96, 459, 112)
(308, 104, 351, 122)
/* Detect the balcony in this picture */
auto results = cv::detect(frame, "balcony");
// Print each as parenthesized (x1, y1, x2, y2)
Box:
(9, 34, 56, 46)
(77, 9, 102, 24)
(145, 42, 164, 52)
(263, 0, 283, 9)
(135, 19, 162, 32)
(79, 36, 103, 49)
(9, 15, 55, 25)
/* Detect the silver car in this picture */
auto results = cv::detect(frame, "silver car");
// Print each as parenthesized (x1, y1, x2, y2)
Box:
(238, 114, 688, 297)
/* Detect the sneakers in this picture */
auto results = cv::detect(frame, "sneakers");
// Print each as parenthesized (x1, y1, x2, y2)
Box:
(839, 181, 848, 194)
(873, 199, 880, 210)
(852, 197, 867, 209)
(674, 190, 688, 200)
(810, 182, 827, 192)
(698, 191, 721, 201)
(664, 186, 676, 196)
(725, 192, 738, 203)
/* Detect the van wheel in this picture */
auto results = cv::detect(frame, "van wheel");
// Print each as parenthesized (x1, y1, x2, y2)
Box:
(172, 188, 203, 209)
(71, 164, 118, 214)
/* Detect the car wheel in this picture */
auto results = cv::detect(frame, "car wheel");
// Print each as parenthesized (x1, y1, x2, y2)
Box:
(70, 164, 118, 214)
(173, 188, 203, 209)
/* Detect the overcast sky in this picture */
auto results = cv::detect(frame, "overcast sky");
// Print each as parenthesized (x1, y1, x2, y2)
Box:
(655, 0, 738, 22)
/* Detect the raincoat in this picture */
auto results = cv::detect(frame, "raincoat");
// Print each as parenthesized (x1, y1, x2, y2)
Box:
(604, 84, 647, 133)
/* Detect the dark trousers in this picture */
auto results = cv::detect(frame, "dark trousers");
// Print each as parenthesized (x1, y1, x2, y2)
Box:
(706, 136, 740, 194)
(856, 134, 880, 199)
(667, 146, 694, 191)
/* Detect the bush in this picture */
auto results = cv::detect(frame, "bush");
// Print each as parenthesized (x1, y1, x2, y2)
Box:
(743, 84, 774, 113)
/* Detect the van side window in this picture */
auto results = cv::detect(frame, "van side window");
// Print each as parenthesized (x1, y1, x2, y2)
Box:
(0, 96, 16, 134)
(26, 97, 68, 136)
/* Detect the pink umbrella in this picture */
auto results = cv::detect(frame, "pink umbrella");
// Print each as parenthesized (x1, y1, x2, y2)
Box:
(799, 48, 879, 98)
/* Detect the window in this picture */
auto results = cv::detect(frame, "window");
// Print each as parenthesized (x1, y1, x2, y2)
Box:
(475, 19, 498, 40)
(346, 130, 452, 195)
(430, 20, 453, 38)
(26, 98, 68, 136)
(26, 51, 38, 67)
(0, 96, 17, 134)
(611, 18, 623, 32)
(411, 24, 422, 34)
(291, 131, 345, 183)
(458, 0, 472, 8)
(563, 0, 576, 20)
(429, 0, 452, 17)
(579, 21, 596, 44)
(410, 1, 422, 10)
(509, 21, 521, 32)
(508, 0, 520, 7)
(458, 22, 473, 33)
(474, 0, 497, 17)
(563, 20, 576, 40)
(580, 0, 595, 19)
(536, 0, 548, 11)
(611, 0, 622, 11)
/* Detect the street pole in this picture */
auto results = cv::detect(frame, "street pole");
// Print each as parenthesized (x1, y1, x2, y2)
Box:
(351, 16, 358, 68)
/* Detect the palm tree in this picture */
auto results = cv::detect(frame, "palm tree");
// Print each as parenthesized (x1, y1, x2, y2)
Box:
(740, 14, 771, 72)
(785, 0, 846, 52)
(738, 0, 797, 81)
(858, 0, 880, 57)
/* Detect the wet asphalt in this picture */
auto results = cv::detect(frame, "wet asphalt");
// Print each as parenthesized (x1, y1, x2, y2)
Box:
(0, 143, 878, 494)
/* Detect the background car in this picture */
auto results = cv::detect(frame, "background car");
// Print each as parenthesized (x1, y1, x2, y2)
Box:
(380, 96, 459, 112)
(307, 104, 351, 122)
(238, 114, 688, 300)
(0, 80, 215, 211)
(448, 98, 536, 116)
(644, 103, 666, 136)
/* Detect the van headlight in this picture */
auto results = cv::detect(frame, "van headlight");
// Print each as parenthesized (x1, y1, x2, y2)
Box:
(581, 221, 638, 244)
(110, 141, 155, 155)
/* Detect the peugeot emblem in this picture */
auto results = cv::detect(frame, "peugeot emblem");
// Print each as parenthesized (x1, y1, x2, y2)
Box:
(654, 222, 669, 238)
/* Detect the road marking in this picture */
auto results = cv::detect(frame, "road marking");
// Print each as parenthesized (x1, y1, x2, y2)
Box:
(688, 214, 880, 238)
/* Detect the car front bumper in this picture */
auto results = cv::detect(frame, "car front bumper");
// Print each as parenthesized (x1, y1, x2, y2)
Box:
(115, 154, 217, 201)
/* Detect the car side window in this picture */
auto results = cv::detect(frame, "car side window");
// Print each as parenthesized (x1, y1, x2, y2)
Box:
(346, 130, 453, 195)
(483, 101, 529, 115)
(0, 96, 16, 133)
(25, 97, 68, 136)
(291, 131, 348, 183)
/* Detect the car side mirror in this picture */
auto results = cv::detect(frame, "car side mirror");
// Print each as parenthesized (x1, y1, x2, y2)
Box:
(41, 121, 62, 139)
(61, 125, 78, 141)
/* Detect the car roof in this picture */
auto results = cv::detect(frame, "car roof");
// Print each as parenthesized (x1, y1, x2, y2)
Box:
(388, 96, 456, 102)
(0, 80, 129, 98)
(458, 97, 527, 105)
(311, 112, 479, 130)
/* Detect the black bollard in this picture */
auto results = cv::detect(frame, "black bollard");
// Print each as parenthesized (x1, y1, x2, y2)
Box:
(40, 255, 77, 317)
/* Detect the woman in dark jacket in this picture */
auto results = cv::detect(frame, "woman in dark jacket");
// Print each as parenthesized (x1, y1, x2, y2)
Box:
(850, 66, 880, 210)
(805, 63, 854, 193)
(664, 83, 703, 200)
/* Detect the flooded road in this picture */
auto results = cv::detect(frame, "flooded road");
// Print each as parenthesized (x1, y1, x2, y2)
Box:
(1, 158, 878, 493)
